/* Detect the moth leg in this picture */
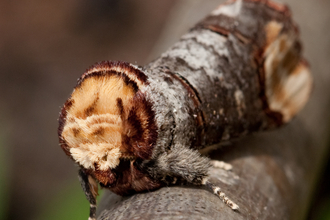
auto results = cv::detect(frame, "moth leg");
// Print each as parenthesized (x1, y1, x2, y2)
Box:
(143, 146, 239, 210)
(202, 178, 239, 210)
(210, 160, 233, 171)
(78, 169, 99, 220)
(141, 146, 211, 185)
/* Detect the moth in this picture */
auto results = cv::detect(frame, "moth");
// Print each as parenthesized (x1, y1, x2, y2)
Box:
(58, 0, 312, 219)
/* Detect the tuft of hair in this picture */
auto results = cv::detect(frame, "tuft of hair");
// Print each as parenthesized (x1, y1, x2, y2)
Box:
(149, 145, 211, 185)
(58, 61, 158, 172)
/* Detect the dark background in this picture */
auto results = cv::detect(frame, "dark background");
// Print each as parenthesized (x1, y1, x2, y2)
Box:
(0, 0, 329, 219)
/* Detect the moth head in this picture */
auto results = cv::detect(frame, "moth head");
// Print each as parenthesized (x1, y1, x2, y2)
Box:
(58, 61, 157, 185)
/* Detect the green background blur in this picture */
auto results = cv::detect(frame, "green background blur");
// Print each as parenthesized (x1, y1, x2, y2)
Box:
(0, 0, 329, 219)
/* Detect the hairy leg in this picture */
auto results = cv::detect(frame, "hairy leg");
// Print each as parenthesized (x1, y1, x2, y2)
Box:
(142, 145, 239, 210)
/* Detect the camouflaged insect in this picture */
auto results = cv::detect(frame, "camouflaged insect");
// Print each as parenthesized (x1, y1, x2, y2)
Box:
(58, 0, 312, 219)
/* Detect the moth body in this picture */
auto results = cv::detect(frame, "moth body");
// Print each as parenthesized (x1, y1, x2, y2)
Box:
(58, 0, 312, 219)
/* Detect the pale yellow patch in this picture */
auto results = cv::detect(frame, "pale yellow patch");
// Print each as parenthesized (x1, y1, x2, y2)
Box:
(69, 75, 135, 118)
(234, 90, 245, 118)
(62, 75, 137, 170)
(265, 21, 283, 47)
(70, 143, 121, 170)
(274, 62, 312, 121)
(264, 33, 312, 122)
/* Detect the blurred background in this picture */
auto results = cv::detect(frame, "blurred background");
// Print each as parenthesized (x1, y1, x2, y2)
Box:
(0, 0, 329, 219)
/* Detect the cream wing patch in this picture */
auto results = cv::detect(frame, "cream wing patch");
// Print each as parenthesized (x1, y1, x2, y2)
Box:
(70, 143, 121, 170)
(263, 21, 312, 122)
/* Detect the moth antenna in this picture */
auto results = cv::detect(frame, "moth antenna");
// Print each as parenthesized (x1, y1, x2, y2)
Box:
(203, 179, 239, 210)
(78, 169, 98, 220)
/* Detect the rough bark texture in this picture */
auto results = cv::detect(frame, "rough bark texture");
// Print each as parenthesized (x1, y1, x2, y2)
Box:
(95, 0, 326, 220)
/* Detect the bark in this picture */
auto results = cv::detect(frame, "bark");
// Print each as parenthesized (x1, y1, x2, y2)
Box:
(94, 0, 327, 219)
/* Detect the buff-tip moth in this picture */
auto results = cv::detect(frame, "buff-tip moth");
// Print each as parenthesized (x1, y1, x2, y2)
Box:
(58, 0, 312, 219)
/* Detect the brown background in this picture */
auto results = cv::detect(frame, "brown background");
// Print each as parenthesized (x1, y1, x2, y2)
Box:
(0, 0, 329, 219)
